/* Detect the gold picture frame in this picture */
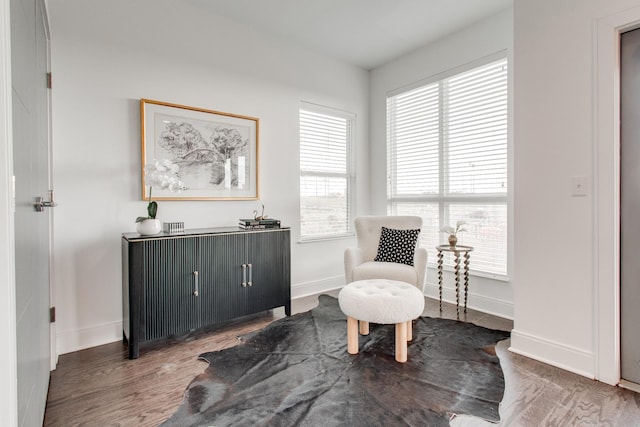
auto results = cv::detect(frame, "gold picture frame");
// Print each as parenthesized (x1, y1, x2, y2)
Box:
(140, 98, 259, 201)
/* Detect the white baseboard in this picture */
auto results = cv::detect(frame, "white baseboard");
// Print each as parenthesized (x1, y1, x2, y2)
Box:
(62, 276, 511, 356)
(57, 320, 123, 356)
(57, 278, 347, 356)
(510, 329, 595, 379)
(619, 380, 640, 393)
(424, 282, 513, 319)
(291, 276, 344, 299)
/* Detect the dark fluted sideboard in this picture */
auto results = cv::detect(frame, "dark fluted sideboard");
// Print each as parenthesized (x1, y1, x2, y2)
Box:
(122, 227, 291, 359)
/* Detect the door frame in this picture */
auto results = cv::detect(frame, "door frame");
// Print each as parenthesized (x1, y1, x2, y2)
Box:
(40, 0, 56, 371)
(0, 0, 18, 424)
(595, 6, 640, 386)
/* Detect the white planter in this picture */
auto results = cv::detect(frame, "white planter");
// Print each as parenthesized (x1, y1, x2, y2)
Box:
(136, 218, 161, 235)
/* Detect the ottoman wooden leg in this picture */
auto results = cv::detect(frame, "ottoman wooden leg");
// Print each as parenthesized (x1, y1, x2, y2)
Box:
(395, 322, 408, 363)
(359, 320, 369, 335)
(406, 320, 413, 342)
(347, 316, 359, 355)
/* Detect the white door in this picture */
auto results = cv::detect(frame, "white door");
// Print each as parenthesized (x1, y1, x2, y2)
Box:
(11, 0, 53, 424)
(620, 27, 640, 387)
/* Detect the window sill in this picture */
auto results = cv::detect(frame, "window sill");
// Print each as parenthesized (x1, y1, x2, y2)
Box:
(427, 263, 510, 282)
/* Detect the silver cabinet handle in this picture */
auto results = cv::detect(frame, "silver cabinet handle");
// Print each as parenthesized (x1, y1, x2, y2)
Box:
(247, 263, 253, 287)
(241, 264, 247, 287)
(193, 271, 199, 296)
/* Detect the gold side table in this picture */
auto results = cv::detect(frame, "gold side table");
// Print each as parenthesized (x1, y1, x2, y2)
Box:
(436, 244, 474, 319)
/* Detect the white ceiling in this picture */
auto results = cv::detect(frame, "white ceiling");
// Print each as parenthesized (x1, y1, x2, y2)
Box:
(183, 0, 512, 70)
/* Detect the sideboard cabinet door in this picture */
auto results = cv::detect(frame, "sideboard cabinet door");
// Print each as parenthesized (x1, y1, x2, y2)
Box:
(246, 230, 291, 315)
(198, 233, 246, 324)
(142, 238, 200, 341)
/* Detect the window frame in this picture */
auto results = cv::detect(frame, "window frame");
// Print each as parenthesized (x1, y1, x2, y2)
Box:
(386, 53, 509, 279)
(299, 101, 356, 242)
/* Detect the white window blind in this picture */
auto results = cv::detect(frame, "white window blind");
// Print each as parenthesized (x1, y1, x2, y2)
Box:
(300, 104, 354, 240)
(387, 58, 508, 277)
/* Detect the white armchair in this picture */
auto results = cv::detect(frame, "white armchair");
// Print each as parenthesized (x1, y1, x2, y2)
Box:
(344, 216, 428, 292)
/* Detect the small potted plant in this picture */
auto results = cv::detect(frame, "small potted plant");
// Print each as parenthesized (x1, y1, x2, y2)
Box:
(136, 159, 186, 235)
(441, 220, 467, 247)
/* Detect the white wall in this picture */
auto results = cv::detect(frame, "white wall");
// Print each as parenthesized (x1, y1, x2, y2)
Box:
(369, 9, 514, 319)
(512, 0, 640, 382)
(48, 0, 369, 355)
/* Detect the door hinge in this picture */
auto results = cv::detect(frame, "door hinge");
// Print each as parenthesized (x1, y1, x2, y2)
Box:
(50, 306, 55, 323)
(46, 72, 52, 89)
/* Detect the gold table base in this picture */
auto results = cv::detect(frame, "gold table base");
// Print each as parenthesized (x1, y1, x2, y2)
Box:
(436, 244, 473, 319)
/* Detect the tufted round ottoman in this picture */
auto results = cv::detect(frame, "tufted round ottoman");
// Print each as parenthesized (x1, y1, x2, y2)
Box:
(338, 279, 425, 363)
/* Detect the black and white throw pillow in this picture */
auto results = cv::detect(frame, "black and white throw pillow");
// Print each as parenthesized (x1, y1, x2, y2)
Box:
(373, 226, 421, 266)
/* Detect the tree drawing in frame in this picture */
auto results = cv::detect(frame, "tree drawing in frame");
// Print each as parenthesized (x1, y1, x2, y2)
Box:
(141, 99, 259, 200)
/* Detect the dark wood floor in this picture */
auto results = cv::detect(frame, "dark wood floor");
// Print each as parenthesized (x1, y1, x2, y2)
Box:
(44, 294, 640, 426)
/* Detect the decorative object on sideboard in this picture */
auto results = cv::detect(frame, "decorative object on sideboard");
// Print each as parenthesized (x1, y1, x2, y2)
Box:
(136, 158, 186, 235)
(140, 98, 259, 201)
(253, 204, 268, 220)
(136, 218, 162, 235)
(238, 204, 280, 229)
(440, 220, 467, 247)
(239, 217, 281, 230)
(162, 221, 185, 234)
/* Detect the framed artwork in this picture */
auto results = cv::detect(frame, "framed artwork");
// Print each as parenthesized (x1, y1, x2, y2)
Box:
(140, 98, 259, 200)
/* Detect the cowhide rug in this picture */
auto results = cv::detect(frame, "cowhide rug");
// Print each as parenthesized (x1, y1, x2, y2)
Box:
(162, 295, 510, 427)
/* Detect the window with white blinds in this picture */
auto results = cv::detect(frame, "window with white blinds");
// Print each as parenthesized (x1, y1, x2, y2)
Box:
(300, 103, 355, 240)
(387, 57, 508, 277)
